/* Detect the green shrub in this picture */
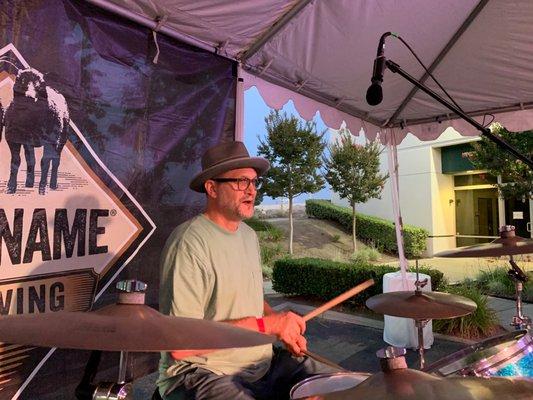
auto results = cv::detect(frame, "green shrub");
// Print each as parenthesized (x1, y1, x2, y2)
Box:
(305, 200, 428, 258)
(433, 284, 498, 339)
(272, 257, 445, 307)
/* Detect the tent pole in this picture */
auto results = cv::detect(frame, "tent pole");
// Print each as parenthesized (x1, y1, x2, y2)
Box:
(235, 64, 245, 141)
(386, 60, 533, 169)
(85, 0, 222, 57)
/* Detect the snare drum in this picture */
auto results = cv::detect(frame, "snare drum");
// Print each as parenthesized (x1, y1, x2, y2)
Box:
(290, 372, 371, 399)
(424, 330, 533, 378)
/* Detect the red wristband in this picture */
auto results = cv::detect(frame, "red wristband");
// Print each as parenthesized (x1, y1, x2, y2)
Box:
(256, 317, 265, 333)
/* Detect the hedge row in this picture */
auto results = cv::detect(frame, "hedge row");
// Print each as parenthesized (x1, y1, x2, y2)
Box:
(272, 257, 445, 308)
(306, 200, 428, 258)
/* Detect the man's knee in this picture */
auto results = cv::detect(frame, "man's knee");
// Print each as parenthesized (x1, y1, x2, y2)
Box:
(166, 369, 255, 400)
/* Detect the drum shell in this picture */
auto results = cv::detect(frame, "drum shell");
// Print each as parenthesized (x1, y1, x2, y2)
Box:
(424, 330, 533, 378)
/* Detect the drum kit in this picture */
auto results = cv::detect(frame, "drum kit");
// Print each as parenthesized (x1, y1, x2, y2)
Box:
(289, 225, 533, 399)
(0, 226, 531, 399)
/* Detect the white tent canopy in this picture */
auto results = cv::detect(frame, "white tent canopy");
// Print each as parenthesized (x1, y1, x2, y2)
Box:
(88, 0, 533, 143)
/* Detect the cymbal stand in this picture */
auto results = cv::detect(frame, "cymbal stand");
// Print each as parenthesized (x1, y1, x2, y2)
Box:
(75, 280, 146, 399)
(414, 259, 429, 369)
(508, 255, 531, 330)
(74, 350, 133, 400)
(415, 319, 429, 369)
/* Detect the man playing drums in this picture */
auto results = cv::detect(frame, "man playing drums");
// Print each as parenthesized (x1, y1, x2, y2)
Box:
(157, 141, 336, 399)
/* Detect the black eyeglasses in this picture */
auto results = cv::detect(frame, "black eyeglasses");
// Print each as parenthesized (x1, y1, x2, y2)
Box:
(212, 177, 262, 191)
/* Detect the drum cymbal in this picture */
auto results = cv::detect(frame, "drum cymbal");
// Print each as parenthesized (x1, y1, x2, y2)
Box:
(0, 303, 275, 352)
(366, 291, 476, 319)
(311, 369, 533, 400)
(435, 227, 533, 258)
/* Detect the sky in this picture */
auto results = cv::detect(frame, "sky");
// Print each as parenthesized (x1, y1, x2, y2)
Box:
(243, 87, 331, 205)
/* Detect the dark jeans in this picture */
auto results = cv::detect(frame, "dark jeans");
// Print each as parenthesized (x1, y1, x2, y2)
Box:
(162, 347, 341, 400)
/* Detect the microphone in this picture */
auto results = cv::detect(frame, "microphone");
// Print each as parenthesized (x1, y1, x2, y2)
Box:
(366, 32, 392, 106)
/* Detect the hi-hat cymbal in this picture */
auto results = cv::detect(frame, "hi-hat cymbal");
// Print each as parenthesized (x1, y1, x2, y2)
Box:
(366, 291, 476, 320)
(311, 369, 533, 400)
(0, 303, 275, 352)
(435, 227, 533, 258)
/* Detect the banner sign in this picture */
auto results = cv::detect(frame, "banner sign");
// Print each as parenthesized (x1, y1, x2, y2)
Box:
(0, 0, 236, 398)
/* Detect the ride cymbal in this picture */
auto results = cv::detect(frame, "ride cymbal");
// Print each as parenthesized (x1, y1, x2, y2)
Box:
(435, 226, 533, 258)
(366, 291, 476, 320)
(0, 303, 275, 352)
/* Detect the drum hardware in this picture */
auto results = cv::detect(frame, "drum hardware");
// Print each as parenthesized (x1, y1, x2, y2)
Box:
(365, 289, 477, 320)
(435, 225, 533, 258)
(508, 255, 531, 330)
(366, 292, 476, 369)
(423, 329, 533, 378)
(435, 225, 532, 331)
(367, 259, 477, 370)
(74, 281, 143, 399)
(413, 259, 429, 370)
(302, 345, 533, 399)
(0, 279, 276, 400)
(0, 280, 275, 352)
(290, 372, 372, 399)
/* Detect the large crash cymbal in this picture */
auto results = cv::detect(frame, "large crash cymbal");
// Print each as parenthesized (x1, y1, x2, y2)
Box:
(0, 303, 275, 352)
(366, 291, 476, 320)
(309, 369, 533, 400)
(435, 226, 533, 258)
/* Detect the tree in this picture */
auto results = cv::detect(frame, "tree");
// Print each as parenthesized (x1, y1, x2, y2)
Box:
(323, 129, 388, 252)
(257, 111, 326, 254)
(470, 123, 532, 200)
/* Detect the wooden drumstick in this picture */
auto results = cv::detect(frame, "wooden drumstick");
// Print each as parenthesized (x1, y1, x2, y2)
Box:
(302, 279, 374, 322)
(303, 349, 346, 371)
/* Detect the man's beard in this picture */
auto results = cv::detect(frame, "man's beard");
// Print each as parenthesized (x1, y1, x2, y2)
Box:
(219, 196, 255, 221)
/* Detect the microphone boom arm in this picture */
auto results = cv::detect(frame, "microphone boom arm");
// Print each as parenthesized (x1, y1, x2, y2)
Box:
(385, 59, 533, 169)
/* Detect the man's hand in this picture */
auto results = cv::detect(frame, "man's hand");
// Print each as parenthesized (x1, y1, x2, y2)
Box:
(263, 311, 307, 356)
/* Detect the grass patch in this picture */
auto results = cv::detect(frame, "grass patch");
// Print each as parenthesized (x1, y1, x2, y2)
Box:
(246, 217, 286, 278)
(306, 199, 428, 258)
(351, 247, 380, 263)
(331, 234, 341, 243)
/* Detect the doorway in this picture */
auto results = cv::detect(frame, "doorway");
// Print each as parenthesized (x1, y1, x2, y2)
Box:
(505, 198, 532, 238)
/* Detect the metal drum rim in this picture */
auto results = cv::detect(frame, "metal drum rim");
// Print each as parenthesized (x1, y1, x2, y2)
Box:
(423, 330, 532, 377)
(289, 371, 372, 399)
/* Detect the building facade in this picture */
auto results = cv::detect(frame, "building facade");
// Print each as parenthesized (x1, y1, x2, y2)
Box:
(330, 128, 533, 256)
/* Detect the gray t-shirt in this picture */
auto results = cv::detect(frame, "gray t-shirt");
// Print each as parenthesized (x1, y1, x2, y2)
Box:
(158, 214, 272, 394)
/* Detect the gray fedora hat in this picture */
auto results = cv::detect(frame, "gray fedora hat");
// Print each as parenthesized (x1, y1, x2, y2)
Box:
(190, 141, 270, 193)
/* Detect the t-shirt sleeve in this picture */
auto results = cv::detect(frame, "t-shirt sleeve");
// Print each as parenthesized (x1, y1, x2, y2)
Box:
(168, 238, 213, 319)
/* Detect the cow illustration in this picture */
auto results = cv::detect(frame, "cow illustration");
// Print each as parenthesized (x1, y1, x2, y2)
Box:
(1, 68, 69, 195)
